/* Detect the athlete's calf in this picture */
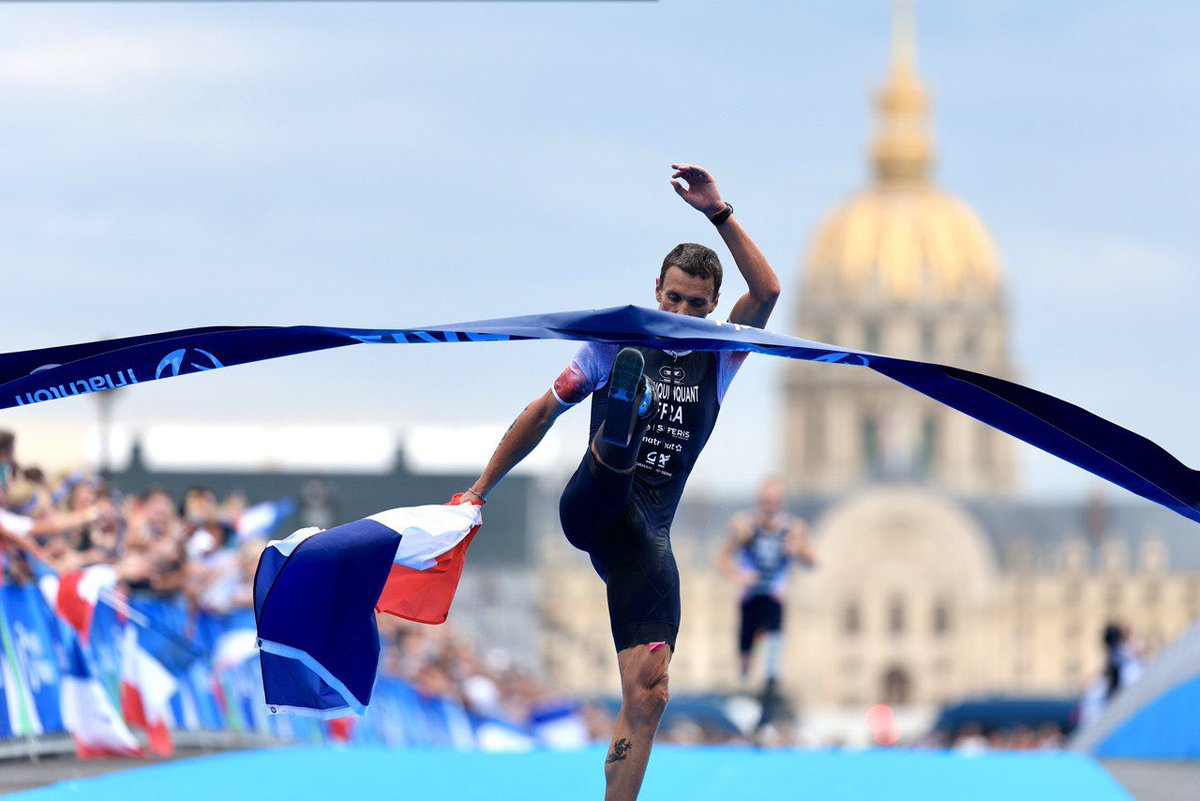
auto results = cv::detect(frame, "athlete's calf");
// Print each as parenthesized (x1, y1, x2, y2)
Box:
(604, 643, 672, 801)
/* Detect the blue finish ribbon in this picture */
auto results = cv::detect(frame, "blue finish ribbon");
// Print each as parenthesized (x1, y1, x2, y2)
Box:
(2, 305, 1196, 523)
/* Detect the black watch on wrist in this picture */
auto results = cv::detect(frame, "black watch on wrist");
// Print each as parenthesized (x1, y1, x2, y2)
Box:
(708, 202, 733, 227)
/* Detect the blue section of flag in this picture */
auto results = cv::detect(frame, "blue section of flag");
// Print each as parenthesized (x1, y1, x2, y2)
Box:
(0, 305, 1194, 523)
(253, 519, 401, 717)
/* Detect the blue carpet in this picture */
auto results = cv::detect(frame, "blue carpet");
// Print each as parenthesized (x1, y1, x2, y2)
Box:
(9, 745, 1131, 800)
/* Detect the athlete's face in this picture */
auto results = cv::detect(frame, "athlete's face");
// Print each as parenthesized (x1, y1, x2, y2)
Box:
(757, 480, 785, 517)
(655, 267, 719, 318)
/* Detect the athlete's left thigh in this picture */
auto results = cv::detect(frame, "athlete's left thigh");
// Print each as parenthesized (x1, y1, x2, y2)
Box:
(605, 521, 681, 652)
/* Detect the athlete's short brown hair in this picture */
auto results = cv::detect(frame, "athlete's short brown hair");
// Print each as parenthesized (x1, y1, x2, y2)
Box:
(660, 243, 722, 297)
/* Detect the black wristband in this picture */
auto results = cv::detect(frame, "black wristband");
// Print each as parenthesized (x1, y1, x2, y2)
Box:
(708, 202, 733, 227)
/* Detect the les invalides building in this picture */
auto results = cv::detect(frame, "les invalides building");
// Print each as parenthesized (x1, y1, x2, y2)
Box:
(539, 5, 1200, 727)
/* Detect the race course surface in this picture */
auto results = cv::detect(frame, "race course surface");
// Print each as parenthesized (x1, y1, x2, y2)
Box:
(2, 744, 1135, 800)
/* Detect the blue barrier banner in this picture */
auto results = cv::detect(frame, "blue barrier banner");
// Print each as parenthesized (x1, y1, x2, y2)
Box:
(0, 586, 64, 735)
(1, 578, 512, 750)
(0, 305, 1195, 523)
(0, 588, 40, 738)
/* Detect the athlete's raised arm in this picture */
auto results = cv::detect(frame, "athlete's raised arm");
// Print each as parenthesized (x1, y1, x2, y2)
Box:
(787, 517, 816, 568)
(464, 390, 568, 501)
(670, 163, 781, 329)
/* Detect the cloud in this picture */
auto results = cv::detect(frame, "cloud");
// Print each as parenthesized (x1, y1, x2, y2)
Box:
(0, 28, 268, 101)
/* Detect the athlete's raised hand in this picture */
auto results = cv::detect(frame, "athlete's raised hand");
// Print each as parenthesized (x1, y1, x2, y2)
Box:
(670, 163, 725, 216)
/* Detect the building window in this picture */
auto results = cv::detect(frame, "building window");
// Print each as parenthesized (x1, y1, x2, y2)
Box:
(862, 416, 881, 473)
(963, 331, 978, 359)
(920, 415, 938, 470)
(842, 602, 862, 636)
(921, 321, 937, 357)
(881, 666, 912, 705)
(977, 425, 994, 469)
(864, 321, 882, 353)
(933, 601, 951, 637)
(804, 402, 826, 467)
(889, 597, 906, 637)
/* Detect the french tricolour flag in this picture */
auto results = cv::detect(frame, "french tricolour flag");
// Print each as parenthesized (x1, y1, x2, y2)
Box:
(255, 500, 481, 718)
(60, 634, 143, 759)
(119, 626, 178, 757)
(35, 563, 117, 644)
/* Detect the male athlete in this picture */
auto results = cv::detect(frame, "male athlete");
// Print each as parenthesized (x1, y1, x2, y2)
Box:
(462, 164, 780, 800)
(718, 477, 813, 728)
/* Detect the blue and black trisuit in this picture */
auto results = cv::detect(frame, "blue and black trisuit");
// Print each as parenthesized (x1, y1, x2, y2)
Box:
(551, 342, 746, 652)
(737, 519, 793, 655)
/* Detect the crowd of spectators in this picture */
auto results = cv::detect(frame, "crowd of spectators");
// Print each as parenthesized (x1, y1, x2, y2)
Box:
(0, 429, 262, 613)
(0, 429, 1148, 750)
(925, 723, 1067, 751)
(0, 429, 589, 739)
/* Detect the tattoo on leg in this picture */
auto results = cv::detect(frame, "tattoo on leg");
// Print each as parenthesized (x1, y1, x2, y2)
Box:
(606, 738, 632, 764)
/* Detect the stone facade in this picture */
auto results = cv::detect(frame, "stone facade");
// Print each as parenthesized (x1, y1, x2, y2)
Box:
(536, 6, 1200, 716)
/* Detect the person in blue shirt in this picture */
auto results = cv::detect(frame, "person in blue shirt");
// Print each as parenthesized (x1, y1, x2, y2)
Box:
(719, 477, 814, 729)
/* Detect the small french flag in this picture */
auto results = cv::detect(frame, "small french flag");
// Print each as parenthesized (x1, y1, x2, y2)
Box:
(35, 563, 116, 644)
(60, 635, 143, 759)
(119, 626, 178, 757)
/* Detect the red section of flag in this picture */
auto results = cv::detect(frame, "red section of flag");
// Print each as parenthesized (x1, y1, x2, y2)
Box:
(326, 717, 356, 742)
(119, 627, 177, 758)
(74, 741, 143, 760)
(375, 494, 482, 625)
(57, 571, 96, 643)
(120, 681, 174, 757)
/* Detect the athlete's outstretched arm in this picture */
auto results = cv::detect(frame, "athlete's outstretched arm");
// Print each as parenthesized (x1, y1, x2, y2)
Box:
(717, 512, 755, 586)
(464, 391, 568, 501)
(670, 163, 781, 329)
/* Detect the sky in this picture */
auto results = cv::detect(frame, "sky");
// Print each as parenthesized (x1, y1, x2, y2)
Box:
(0, 1, 1197, 501)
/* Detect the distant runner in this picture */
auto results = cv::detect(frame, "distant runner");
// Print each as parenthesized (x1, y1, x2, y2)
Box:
(719, 478, 813, 728)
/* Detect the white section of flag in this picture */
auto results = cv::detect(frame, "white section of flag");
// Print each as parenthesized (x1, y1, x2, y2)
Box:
(266, 527, 322, 558)
(368, 502, 481, 570)
(60, 674, 140, 757)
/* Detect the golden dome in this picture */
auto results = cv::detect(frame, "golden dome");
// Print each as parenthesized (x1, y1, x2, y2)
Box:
(802, 1, 1003, 303)
(804, 187, 1001, 301)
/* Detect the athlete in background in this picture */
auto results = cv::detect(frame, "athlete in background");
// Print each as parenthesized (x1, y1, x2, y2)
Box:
(462, 164, 781, 801)
(719, 477, 813, 726)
